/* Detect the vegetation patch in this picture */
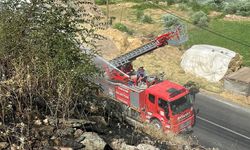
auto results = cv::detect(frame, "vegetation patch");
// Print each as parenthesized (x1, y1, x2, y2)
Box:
(113, 22, 133, 35)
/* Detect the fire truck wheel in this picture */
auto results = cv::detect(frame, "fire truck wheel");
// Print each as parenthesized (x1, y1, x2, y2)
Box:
(151, 119, 162, 129)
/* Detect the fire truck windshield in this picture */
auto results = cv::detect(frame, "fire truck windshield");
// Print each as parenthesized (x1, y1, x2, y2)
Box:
(170, 95, 192, 115)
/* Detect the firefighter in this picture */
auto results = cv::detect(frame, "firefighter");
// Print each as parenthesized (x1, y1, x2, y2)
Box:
(136, 66, 147, 85)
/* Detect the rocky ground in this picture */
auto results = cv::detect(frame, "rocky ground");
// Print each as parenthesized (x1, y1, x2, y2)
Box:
(0, 99, 204, 150)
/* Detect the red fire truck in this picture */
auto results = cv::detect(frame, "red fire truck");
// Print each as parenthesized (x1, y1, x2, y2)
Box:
(93, 25, 195, 133)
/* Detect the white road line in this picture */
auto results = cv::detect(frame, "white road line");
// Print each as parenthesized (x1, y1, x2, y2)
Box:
(197, 116, 250, 140)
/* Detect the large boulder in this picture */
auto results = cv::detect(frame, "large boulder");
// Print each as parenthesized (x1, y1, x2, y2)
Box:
(79, 132, 108, 150)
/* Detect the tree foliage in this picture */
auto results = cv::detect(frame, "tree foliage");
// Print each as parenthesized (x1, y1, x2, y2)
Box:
(0, 0, 105, 126)
(191, 11, 209, 27)
(162, 14, 182, 30)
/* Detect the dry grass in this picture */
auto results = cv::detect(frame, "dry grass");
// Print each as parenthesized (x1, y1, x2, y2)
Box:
(134, 123, 203, 150)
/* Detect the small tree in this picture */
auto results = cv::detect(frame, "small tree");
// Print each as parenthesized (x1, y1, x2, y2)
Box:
(191, 11, 209, 27)
(162, 14, 182, 30)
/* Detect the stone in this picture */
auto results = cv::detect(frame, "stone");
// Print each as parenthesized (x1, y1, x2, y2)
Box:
(53, 147, 73, 150)
(0, 142, 8, 149)
(55, 128, 75, 137)
(74, 129, 84, 138)
(88, 116, 108, 127)
(80, 132, 107, 150)
(110, 139, 137, 150)
(34, 119, 42, 125)
(43, 118, 49, 125)
(136, 144, 159, 150)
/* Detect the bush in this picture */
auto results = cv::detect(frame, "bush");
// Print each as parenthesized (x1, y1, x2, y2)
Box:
(167, 0, 175, 6)
(136, 9, 144, 20)
(135, 10, 153, 24)
(95, 0, 117, 5)
(177, 3, 189, 11)
(141, 15, 153, 23)
(113, 23, 133, 35)
(223, 2, 250, 16)
(236, 2, 250, 16)
(162, 14, 182, 29)
(223, 3, 238, 14)
(191, 11, 209, 27)
(131, 2, 158, 10)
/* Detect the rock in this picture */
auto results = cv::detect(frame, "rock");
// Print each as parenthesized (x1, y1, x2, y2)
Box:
(74, 129, 84, 138)
(136, 144, 159, 150)
(61, 138, 84, 149)
(110, 139, 137, 150)
(34, 119, 42, 126)
(50, 138, 84, 149)
(53, 147, 73, 150)
(10, 144, 17, 150)
(55, 128, 75, 138)
(80, 132, 107, 150)
(43, 118, 49, 125)
(0, 142, 8, 149)
(88, 116, 108, 127)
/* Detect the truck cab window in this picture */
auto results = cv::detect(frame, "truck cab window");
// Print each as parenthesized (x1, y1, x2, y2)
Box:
(149, 94, 155, 104)
(158, 98, 169, 117)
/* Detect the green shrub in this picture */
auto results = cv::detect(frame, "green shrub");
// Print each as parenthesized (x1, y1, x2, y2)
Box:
(177, 3, 189, 11)
(223, 2, 250, 16)
(141, 15, 153, 23)
(136, 9, 144, 20)
(223, 3, 238, 14)
(162, 14, 182, 29)
(113, 23, 133, 35)
(236, 2, 250, 16)
(131, 2, 158, 10)
(167, 0, 175, 6)
(135, 10, 153, 24)
(191, 11, 209, 27)
(95, 0, 117, 5)
(188, 0, 201, 11)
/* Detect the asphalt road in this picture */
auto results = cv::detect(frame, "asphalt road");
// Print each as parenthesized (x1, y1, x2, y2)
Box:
(192, 93, 250, 150)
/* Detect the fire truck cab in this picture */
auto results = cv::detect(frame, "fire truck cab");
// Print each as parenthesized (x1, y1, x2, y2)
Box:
(141, 80, 194, 133)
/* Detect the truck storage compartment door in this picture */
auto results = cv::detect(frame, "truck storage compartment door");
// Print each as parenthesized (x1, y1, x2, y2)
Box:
(130, 91, 140, 109)
(115, 86, 130, 105)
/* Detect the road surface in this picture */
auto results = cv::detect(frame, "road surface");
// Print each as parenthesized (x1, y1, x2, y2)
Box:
(193, 93, 250, 150)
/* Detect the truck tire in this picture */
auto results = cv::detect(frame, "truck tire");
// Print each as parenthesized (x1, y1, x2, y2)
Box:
(151, 119, 162, 129)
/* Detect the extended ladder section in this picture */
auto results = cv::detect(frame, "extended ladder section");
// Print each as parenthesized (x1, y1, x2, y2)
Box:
(109, 25, 188, 68)
(109, 41, 158, 68)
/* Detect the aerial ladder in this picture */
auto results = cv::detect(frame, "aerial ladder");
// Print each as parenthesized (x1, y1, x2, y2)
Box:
(105, 25, 188, 84)
(109, 25, 188, 69)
